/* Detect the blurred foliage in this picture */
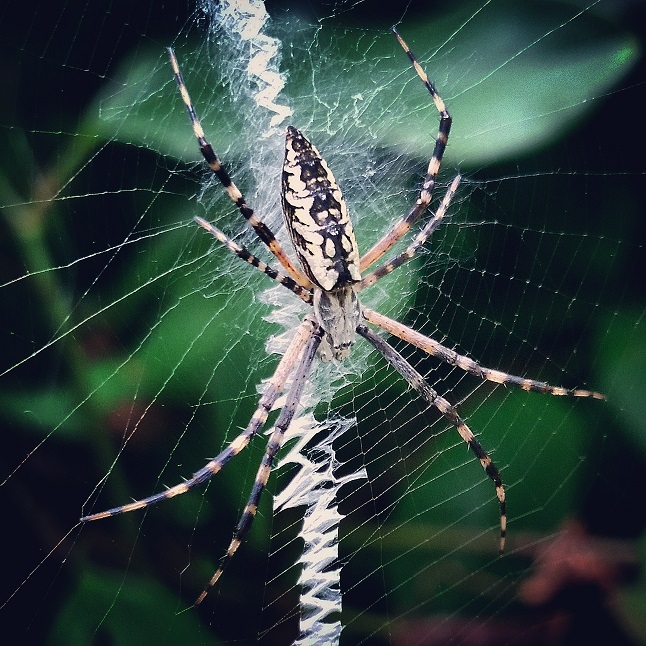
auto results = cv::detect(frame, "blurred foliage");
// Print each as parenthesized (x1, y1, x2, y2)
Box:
(1, 0, 645, 644)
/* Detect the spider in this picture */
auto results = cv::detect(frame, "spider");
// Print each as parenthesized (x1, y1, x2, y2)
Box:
(81, 27, 604, 605)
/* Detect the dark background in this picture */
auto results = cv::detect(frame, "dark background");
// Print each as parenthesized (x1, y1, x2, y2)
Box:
(1, 1, 645, 644)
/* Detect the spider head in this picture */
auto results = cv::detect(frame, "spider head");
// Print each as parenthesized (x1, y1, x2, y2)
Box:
(313, 286, 361, 361)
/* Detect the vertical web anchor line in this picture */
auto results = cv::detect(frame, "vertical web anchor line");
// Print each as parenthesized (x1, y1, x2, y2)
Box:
(275, 416, 367, 644)
(201, 0, 292, 134)
(200, 0, 368, 641)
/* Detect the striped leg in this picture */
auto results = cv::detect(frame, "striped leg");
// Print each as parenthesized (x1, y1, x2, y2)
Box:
(167, 48, 314, 290)
(360, 28, 452, 272)
(359, 174, 461, 290)
(80, 318, 317, 523)
(357, 324, 507, 552)
(195, 216, 313, 305)
(195, 323, 324, 604)
(362, 308, 606, 400)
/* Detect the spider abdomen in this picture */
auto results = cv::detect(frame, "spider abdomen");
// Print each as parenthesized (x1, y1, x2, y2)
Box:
(282, 126, 361, 292)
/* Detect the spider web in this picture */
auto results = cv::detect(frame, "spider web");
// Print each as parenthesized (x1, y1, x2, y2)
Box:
(1, 0, 645, 644)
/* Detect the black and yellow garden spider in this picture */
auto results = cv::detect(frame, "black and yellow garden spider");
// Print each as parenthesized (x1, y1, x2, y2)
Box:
(81, 27, 604, 605)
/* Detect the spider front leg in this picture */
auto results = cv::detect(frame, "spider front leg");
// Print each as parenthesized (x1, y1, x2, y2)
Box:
(80, 318, 315, 521)
(195, 322, 323, 605)
(358, 325, 507, 552)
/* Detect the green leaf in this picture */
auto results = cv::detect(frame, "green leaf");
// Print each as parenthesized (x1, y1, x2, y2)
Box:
(89, 5, 638, 169)
(316, 4, 639, 165)
(0, 387, 85, 439)
(597, 309, 646, 456)
(48, 568, 220, 646)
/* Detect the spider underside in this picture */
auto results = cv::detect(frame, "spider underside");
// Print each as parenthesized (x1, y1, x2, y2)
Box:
(81, 28, 604, 606)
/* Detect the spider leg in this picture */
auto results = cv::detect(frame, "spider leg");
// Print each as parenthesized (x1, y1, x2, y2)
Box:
(80, 318, 317, 523)
(363, 308, 605, 399)
(167, 48, 314, 290)
(195, 216, 313, 305)
(195, 322, 324, 605)
(359, 175, 460, 290)
(357, 324, 507, 552)
(360, 28, 452, 272)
